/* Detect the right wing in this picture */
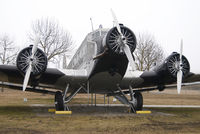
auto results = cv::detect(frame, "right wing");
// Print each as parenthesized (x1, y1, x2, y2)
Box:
(0, 65, 88, 92)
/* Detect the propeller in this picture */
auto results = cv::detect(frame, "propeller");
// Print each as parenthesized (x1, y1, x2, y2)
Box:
(110, 9, 136, 71)
(177, 39, 183, 94)
(22, 36, 39, 91)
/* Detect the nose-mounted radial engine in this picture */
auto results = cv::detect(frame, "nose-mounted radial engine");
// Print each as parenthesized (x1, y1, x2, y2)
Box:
(101, 9, 138, 71)
(104, 24, 137, 55)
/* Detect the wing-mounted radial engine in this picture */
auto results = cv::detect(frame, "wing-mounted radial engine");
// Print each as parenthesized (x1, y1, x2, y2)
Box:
(103, 24, 137, 55)
(165, 52, 190, 79)
(16, 45, 48, 86)
(155, 52, 190, 82)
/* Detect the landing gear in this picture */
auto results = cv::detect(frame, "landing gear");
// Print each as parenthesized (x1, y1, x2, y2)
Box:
(130, 92, 143, 111)
(54, 84, 83, 111)
(116, 85, 143, 113)
(55, 91, 64, 111)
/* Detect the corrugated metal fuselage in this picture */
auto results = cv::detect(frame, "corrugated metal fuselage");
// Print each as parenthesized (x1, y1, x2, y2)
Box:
(67, 29, 129, 93)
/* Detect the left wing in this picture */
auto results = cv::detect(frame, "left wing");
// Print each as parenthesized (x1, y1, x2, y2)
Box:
(119, 52, 200, 93)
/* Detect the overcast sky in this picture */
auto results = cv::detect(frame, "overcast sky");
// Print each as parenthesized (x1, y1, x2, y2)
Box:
(0, 0, 200, 73)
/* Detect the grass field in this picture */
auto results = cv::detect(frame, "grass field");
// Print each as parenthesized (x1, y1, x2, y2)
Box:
(0, 87, 200, 134)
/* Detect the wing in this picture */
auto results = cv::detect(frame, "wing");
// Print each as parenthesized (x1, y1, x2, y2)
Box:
(0, 65, 88, 93)
(120, 70, 200, 92)
(119, 52, 200, 93)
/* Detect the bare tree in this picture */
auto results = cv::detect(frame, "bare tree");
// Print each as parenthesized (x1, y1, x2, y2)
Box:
(0, 34, 18, 92)
(134, 33, 165, 71)
(29, 18, 73, 63)
(0, 35, 18, 65)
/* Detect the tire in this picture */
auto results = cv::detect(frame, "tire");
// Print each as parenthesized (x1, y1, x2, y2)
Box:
(134, 92, 143, 111)
(55, 91, 64, 111)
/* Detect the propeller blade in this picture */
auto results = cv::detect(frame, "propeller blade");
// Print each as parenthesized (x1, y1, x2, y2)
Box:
(123, 44, 136, 71)
(177, 39, 183, 94)
(110, 9, 122, 36)
(22, 35, 39, 91)
(177, 70, 183, 94)
(22, 64, 32, 91)
(31, 36, 39, 58)
(180, 39, 183, 65)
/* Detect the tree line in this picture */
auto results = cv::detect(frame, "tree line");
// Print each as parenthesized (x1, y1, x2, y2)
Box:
(0, 18, 164, 71)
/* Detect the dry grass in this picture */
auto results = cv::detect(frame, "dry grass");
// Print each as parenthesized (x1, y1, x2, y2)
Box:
(0, 89, 54, 106)
(1, 86, 200, 106)
(0, 106, 200, 134)
(0, 87, 200, 134)
(143, 88, 200, 105)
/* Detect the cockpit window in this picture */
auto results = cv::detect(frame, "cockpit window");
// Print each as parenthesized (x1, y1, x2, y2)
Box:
(91, 30, 108, 40)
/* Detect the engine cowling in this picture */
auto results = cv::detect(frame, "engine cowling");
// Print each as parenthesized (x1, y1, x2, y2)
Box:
(16, 45, 48, 77)
(103, 25, 137, 55)
(166, 52, 190, 78)
(156, 52, 190, 79)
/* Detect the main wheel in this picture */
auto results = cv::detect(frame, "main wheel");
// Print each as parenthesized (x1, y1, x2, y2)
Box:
(130, 92, 143, 111)
(134, 92, 143, 110)
(55, 91, 64, 111)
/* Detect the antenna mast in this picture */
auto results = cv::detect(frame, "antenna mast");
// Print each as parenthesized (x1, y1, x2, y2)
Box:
(90, 18, 94, 32)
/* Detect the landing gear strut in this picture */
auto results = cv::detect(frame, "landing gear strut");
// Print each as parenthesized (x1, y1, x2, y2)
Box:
(54, 84, 82, 111)
(116, 84, 143, 113)
(130, 92, 143, 111)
